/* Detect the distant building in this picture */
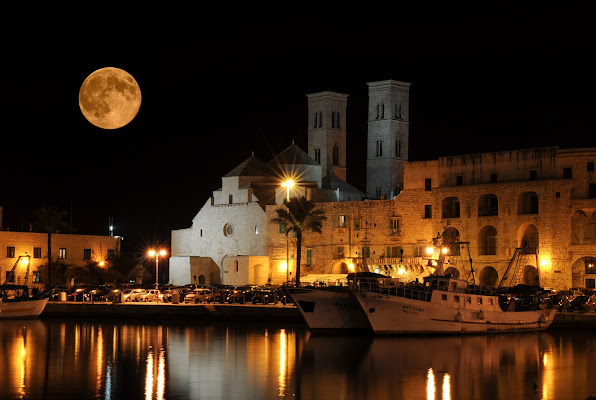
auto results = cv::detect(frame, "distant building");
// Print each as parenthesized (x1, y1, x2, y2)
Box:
(0, 231, 122, 288)
(169, 92, 365, 286)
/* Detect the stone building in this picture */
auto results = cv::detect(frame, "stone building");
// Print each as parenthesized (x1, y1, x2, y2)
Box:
(267, 146, 596, 290)
(169, 112, 364, 286)
(171, 79, 596, 290)
(0, 231, 122, 288)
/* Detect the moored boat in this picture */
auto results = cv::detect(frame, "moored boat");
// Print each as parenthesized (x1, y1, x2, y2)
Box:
(286, 272, 397, 332)
(352, 275, 556, 334)
(0, 285, 48, 319)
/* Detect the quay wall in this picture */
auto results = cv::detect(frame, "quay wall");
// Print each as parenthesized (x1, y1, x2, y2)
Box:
(42, 302, 304, 323)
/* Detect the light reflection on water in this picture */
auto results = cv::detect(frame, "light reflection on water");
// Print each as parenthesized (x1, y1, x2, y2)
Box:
(1, 319, 596, 400)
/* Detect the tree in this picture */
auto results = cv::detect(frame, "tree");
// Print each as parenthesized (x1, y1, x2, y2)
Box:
(271, 196, 326, 287)
(34, 204, 69, 288)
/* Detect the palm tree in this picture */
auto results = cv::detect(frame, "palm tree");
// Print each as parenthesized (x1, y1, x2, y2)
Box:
(34, 204, 69, 288)
(271, 196, 326, 287)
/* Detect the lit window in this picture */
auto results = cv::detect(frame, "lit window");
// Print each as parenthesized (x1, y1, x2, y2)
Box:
(59, 248, 67, 259)
(338, 215, 347, 228)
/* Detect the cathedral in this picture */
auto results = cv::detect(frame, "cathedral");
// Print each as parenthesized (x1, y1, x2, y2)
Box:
(170, 80, 596, 291)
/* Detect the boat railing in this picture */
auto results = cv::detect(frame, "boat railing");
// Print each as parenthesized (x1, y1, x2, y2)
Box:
(357, 282, 432, 302)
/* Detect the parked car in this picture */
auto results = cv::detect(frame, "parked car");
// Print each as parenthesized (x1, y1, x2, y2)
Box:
(85, 286, 112, 301)
(161, 288, 179, 303)
(582, 295, 596, 312)
(229, 286, 249, 303)
(206, 288, 234, 304)
(251, 288, 276, 305)
(568, 295, 591, 312)
(125, 288, 147, 302)
(141, 289, 164, 302)
(184, 288, 212, 303)
(67, 287, 93, 301)
(99, 288, 126, 302)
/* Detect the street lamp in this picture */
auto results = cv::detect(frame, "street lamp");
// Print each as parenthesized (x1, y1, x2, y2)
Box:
(281, 179, 294, 203)
(149, 249, 167, 289)
(281, 179, 294, 285)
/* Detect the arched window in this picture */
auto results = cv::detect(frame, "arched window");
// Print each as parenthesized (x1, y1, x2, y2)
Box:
(332, 145, 339, 165)
(478, 266, 499, 287)
(229, 194, 233, 204)
(443, 227, 461, 256)
(519, 224, 539, 251)
(395, 140, 402, 157)
(442, 197, 460, 218)
(376, 140, 383, 157)
(478, 194, 498, 216)
(478, 225, 497, 255)
(518, 191, 539, 214)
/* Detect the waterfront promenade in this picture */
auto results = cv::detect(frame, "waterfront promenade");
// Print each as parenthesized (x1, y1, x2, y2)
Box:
(39, 301, 596, 329)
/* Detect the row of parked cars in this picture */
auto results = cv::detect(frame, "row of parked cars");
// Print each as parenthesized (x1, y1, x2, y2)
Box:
(549, 288, 596, 312)
(182, 285, 288, 305)
(46, 284, 291, 305)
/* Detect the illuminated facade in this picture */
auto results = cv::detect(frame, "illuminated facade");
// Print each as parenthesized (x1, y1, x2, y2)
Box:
(0, 231, 121, 287)
(171, 80, 596, 290)
(267, 146, 596, 290)
(169, 91, 364, 286)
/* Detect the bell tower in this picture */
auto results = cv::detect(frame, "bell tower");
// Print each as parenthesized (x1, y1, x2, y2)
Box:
(307, 91, 348, 181)
(366, 80, 410, 199)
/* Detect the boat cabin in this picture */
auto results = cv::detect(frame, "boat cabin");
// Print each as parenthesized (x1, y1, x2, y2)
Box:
(423, 275, 469, 292)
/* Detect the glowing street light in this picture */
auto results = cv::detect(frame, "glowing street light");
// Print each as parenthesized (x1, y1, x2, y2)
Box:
(149, 249, 167, 289)
(281, 179, 294, 203)
(280, 179, 295, 285)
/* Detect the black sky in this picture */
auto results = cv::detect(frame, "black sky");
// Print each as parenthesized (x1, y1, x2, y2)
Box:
(1, 3, 595, 252)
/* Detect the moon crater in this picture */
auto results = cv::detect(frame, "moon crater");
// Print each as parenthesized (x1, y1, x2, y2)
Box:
(79, 67, 141, 129)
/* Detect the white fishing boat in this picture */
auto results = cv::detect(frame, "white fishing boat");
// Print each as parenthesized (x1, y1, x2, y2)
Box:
(352, 275, 556, 334)
(0, 285, 48, 319)
(286, 272, 396, 332)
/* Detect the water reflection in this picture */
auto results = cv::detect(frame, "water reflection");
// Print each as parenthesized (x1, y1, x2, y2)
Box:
(296, 331, 596, 400)
(2, 319, 596, 400)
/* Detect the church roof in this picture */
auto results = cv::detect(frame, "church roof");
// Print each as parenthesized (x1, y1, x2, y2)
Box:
(267, 143, 318, 168)
(223, 154, 268, 178)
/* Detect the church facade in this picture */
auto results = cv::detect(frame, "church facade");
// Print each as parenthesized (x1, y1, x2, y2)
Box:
(171, 80, 596, 291)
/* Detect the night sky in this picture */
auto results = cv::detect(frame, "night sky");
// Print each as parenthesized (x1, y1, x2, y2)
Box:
(2, 3, 594, 254)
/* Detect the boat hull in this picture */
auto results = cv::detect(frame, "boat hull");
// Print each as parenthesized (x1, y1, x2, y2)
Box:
(287, 287, 371, 332)
(354, 290, 556, 334)
(0, 298, 48, 319)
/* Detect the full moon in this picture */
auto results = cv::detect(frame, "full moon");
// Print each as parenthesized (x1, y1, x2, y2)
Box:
(79, 67, 142, 129)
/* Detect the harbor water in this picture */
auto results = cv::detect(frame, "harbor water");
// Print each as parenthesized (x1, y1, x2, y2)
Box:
(1, 317, 595, 400)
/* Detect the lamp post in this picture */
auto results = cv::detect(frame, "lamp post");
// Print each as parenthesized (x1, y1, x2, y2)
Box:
(149, 249, 167, 289)
(281, 179, 294, 285)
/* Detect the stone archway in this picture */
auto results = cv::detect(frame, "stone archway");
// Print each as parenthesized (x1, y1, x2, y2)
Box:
(198, 275, 205, 285)
(521, 265, 539, 286)
(478, 266, 498, 287)
(443, 227, 461, 256)
(518, 223, 539, 250)
(332, 262, 349, 274)
(444, 267, 460, 278)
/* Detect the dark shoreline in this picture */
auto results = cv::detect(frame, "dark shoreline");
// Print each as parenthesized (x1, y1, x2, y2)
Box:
(41, 301, 305, 323)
